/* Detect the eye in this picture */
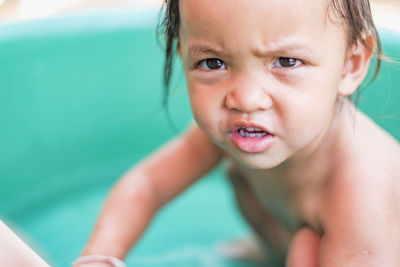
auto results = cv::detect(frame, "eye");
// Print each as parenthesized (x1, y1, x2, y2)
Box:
(198, 58, 227, 70)
(273, 57, 303, 68)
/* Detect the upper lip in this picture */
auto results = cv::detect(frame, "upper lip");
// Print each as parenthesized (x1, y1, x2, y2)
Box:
(230, 121, 272, 135)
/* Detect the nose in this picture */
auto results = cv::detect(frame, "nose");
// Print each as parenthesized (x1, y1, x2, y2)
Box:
(225, 76, 273, 113)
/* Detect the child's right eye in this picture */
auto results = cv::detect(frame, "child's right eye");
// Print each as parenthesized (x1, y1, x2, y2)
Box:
(197, 58, 227, 70)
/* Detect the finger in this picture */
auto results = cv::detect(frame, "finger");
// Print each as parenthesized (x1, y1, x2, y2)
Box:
(286, 226, 321, 267)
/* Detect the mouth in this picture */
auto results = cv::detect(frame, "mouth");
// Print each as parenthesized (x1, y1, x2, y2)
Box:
(235, 126, 270, 138)
(230, 125, 274, 153)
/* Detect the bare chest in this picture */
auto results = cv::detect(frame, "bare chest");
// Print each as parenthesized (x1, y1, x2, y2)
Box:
(226, 162, 324, 235)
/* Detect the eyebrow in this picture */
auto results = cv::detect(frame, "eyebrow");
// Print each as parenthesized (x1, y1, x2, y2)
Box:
(186, 40, 314, 59)
(254, 42, 314, 58)
(187, 43, 225, 58)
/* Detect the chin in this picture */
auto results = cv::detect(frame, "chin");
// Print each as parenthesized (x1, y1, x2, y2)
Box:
(232, 151, 286, 170)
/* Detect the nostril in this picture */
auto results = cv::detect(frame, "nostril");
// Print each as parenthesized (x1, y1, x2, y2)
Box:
(225, 93, 237, 110)
(225, 88, 273, 112)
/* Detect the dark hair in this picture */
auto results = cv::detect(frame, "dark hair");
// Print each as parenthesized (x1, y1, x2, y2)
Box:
(158, 0, 180, 109)
(158, 0, 383, 105)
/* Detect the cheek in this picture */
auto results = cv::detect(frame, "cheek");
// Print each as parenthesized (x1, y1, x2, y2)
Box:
(286, 68, 341, 122)
(279, 88, 337, 144)
(187, 84, 223, 134)
(188, 86, 208, 121)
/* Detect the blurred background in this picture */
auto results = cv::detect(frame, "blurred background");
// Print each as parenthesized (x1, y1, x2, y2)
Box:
(0, 1, 398, 267)
(0, 0, 161, 22)
(0, 0, 399, 32)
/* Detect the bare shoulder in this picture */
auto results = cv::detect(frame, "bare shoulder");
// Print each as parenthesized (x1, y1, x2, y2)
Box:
(316, 112, 400, 266)
(352, 110, 400, 177)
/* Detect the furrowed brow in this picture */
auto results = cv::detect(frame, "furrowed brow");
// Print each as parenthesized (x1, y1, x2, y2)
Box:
(187, 44, 224, 58)
(254, 42, 314, 58)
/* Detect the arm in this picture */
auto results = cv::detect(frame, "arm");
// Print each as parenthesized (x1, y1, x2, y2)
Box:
(318, 186, 398, 267)
(287, 183, 399, 267)
(79, 124, 223, 261)
(319, 216, 397, 266)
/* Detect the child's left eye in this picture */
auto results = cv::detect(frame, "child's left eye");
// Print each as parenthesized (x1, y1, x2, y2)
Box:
(273, 57, 303, 68)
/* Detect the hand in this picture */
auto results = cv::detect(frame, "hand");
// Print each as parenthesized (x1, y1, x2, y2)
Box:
(73, 262, 114, 267)
(72, 255, 126, 267)
(286, 227, 321, 267)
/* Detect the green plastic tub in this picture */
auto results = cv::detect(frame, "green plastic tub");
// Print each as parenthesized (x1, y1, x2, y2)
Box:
(0, 10, 399, 267)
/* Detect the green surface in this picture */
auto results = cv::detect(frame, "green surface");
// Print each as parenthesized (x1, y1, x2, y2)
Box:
(359, 29, 400, 139)
(0, 10, 399, 267)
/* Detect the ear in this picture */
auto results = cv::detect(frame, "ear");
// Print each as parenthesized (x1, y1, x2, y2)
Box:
(338, 34, 375, 96)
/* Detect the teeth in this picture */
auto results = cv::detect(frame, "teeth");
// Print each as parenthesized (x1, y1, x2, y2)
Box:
(237, 127, 268, 138)
(245, 127, 264, 132)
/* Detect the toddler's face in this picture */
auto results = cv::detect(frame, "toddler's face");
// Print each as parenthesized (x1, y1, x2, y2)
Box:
(179, 0, 349, 169)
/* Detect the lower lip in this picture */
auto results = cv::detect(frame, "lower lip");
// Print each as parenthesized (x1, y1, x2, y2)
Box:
(231, 132, 274, 153)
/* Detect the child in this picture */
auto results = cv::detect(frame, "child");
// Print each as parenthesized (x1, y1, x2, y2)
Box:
(73, 0, 400, 266)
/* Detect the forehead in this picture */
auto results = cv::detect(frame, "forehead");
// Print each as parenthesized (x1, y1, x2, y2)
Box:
(180, 0, 331, 28)
(179, 0, 346, 53)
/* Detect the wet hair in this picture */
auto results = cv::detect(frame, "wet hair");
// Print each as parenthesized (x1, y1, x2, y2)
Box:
(158, 0, 383, 106)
